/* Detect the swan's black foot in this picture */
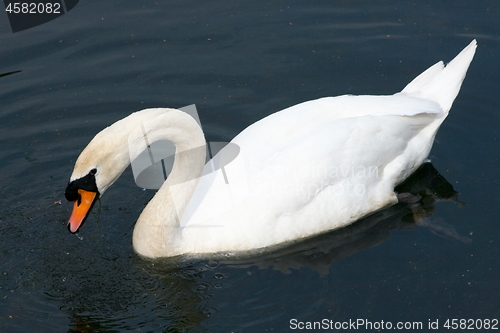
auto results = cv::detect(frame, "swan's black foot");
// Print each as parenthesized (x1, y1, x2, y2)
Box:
(397, 192, 422, 205)
(397, 191, 471, 243)
(397, 192, 428, 222)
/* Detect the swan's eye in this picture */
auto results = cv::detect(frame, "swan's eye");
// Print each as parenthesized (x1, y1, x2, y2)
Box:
(90, 168, 97, 176)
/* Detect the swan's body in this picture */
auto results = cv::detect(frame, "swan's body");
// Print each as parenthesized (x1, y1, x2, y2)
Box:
(66, 40, 476, 258)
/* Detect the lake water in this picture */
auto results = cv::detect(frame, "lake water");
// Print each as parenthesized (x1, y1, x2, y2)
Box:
(1, 0, 499, 332)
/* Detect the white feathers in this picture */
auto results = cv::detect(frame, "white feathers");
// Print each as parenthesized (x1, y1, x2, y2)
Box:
(402, 39, 477, 112)
(70, 41, 476, 258)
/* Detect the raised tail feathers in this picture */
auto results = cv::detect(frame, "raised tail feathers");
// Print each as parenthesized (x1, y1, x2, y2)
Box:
(401, 40, 477, 113)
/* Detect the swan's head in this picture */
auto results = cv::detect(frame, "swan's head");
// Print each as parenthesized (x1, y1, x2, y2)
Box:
(64, 168, 99, 233)
(64, 121, 131, 233)
(64, 108, 207, 234)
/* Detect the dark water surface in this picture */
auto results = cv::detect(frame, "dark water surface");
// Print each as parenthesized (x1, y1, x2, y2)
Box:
(1, 1, 499, 332)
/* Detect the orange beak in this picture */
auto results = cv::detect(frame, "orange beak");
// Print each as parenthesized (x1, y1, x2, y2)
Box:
(68, 189, 97, 233)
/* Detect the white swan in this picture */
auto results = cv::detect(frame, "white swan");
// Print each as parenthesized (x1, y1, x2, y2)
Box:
(65, 40, 476, 258)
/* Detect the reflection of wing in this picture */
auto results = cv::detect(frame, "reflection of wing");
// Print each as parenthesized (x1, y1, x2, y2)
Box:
(417, 218, 471, 243)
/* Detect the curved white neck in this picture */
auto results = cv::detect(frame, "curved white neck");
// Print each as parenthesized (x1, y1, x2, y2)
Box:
(122, 108, 206, 257)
